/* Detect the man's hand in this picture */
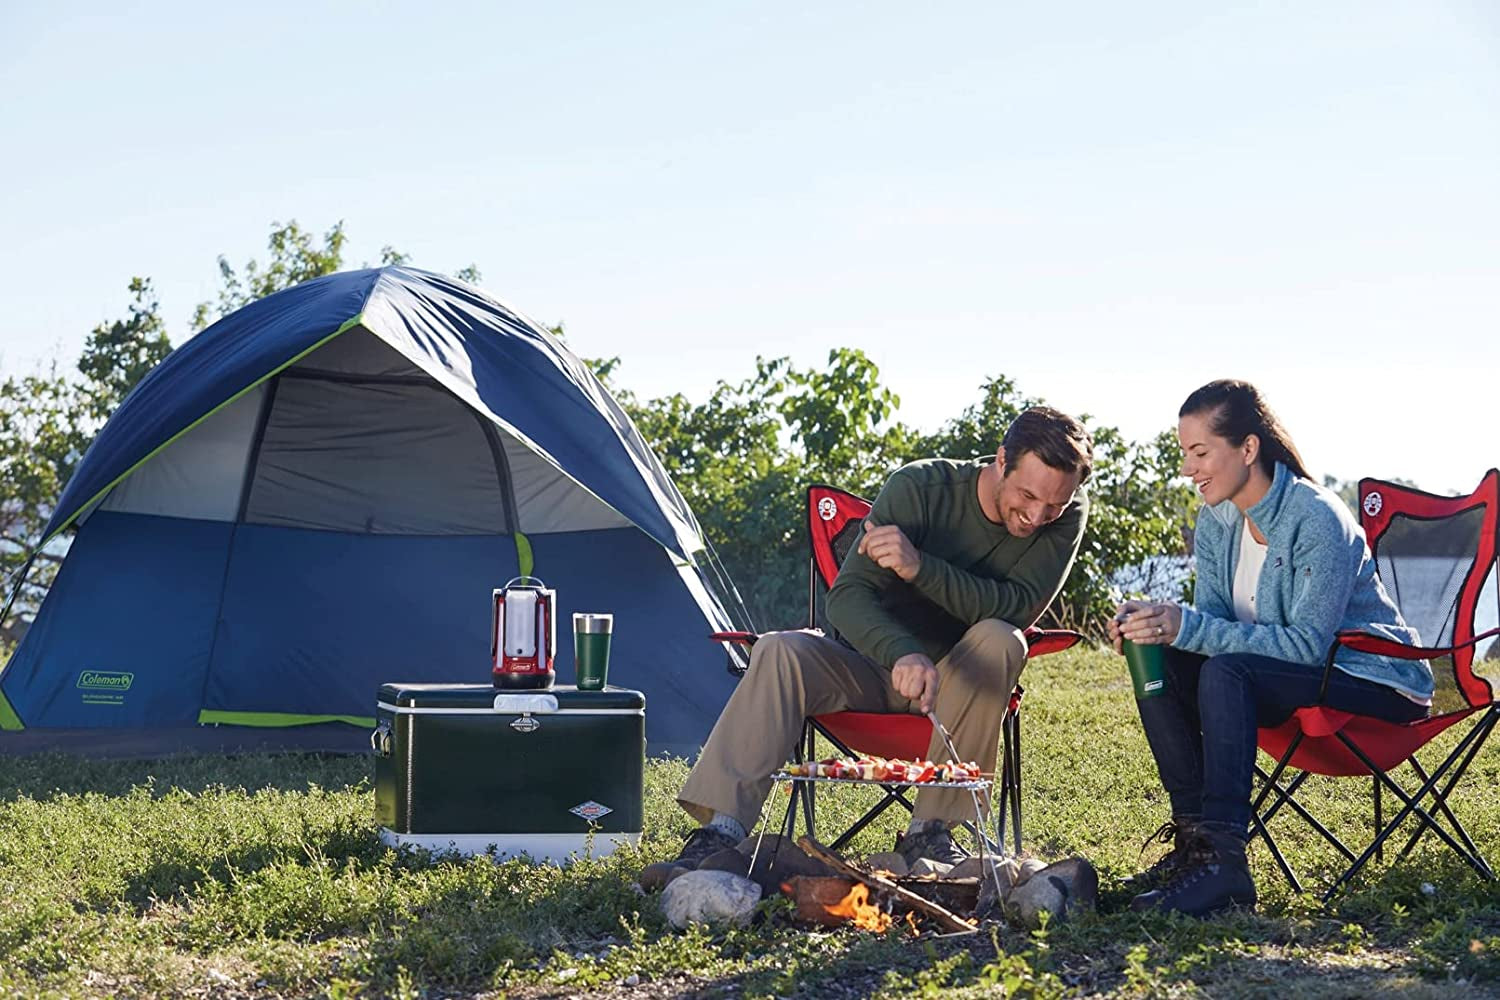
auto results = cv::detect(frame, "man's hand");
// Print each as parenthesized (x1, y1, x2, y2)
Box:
(859, 519, 921, 582)
(891, 653, 939, 714)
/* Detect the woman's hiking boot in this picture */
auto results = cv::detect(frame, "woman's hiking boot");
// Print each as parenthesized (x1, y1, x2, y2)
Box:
(1129, 825, 1256, 917)
(1124, 815, 1203, 893)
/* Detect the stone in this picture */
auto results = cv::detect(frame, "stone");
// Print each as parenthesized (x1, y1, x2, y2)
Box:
(661, 870, 763, 929)
(1037, 857, 1098, 911)
(974, 858, 1020, 920)
(1013, 857, 1049, 888)
(863, 851, 909, 876)
(737, 834, 837, 894)
(946, 855, 1007, 881)
(1006, 874, 1068, 930)
(908, 858, 955, 878)
(639, 862, 691, 892)
(697, 847, 750, 878)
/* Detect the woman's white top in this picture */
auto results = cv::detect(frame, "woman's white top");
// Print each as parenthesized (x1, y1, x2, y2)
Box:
(1232, 525, 1269, 624)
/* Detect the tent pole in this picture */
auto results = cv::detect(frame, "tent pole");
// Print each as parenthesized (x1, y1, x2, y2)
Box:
(0, 551, 38, 646)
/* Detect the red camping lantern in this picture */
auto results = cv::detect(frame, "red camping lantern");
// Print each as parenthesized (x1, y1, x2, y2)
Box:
(491, 577, 556, 690)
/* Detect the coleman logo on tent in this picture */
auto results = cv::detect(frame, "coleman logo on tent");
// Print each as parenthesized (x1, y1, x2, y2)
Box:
(569, 800, 613, 821)
(510, 715, 541, 734)
(76, 671, 134, 691)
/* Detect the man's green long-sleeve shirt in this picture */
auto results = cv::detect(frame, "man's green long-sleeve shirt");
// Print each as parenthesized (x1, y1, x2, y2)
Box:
(825, 458, 1088, 669)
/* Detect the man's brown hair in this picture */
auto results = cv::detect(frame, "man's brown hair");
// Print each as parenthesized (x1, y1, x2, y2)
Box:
(1001, 406, 1093, 484)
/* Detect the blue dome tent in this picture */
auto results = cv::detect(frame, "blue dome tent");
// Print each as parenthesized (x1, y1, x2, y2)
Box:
(0, 267, 748, 756)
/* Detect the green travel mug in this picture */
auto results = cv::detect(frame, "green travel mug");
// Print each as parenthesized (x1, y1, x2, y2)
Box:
(1122, 639, 1168, 699)
(573, 613, 614, 691)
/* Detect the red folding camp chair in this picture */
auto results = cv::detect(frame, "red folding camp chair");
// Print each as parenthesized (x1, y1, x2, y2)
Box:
(1250, 470, 1500, 900)
(714, 484, 1082, 853)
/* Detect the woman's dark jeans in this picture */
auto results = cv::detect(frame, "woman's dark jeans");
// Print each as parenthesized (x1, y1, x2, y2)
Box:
(1135, 648, 1429, 836)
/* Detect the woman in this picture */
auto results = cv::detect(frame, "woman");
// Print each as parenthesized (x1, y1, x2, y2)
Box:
(1109, 379, 1432, 916)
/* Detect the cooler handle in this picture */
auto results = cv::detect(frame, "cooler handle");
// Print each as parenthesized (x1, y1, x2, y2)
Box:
(370, 723, 393, 757)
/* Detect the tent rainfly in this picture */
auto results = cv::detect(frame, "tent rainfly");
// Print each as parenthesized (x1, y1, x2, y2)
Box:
(0, 267, 748, 757)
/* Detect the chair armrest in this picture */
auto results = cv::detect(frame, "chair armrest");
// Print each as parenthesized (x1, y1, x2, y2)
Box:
(1024, 627, 1084, 658)
(1333, 626, 1500, 661)
(1317, 626, 1500, 701)
(710, 630, 759, 646)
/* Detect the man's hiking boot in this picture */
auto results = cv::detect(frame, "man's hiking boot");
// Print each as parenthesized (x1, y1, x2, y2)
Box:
(894, 819, 966, 868)
(1129, 825, 1256, 917)
(1124, 816, 1203, 893)
(672, 827, 742, 869)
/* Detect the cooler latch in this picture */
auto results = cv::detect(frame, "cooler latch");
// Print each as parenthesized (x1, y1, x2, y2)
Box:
(492, 693, 559, 714)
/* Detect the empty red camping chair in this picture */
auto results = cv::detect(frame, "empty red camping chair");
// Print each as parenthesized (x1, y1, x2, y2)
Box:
(715, 484, 1082, 853)
(1250, 470, 1500, 900)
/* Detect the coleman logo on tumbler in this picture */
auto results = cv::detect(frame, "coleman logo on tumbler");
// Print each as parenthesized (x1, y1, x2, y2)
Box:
(492, 577, 557, 690)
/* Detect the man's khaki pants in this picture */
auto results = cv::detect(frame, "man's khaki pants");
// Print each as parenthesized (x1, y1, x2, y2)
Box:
(678, 619, 1028, 830)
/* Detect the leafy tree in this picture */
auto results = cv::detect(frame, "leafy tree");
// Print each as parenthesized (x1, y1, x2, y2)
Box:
(192, 220, 349, 331)
(0, 365, 90, 640)
(77, 277, 174, 421)
(601, 355, 1190, 638)
(599, 349, 915, 629)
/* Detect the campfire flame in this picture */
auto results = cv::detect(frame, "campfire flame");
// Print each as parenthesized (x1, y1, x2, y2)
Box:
(823, 883, 892, 932)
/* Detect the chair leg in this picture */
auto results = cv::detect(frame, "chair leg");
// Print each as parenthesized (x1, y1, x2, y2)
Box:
(1249, 736, 1312, 892)
(1373, 775, 1383, 864)
(1008, 710, 1023, 854)
(1324, 727, 1496, 901)
(996, 709, 1023, 853)
(829, 786, 916, 852)
(1395, 710, 1497, 874)
(801, 721, 817, 837)
(1250, 807, 1304, 894)
(1250, 766, 1357, 864)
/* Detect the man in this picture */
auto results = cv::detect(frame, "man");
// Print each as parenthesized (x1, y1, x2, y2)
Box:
(673, 406, 1093, 867)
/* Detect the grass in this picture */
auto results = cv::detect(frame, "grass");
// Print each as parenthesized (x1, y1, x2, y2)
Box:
(1, 646, 1498, 998)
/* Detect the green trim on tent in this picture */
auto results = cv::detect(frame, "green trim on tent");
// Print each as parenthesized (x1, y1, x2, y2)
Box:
(198, 709, 374, 729)
(41, 312, 368, 546)
(514, 532, 534, 577)
(0, 688, 23, 730)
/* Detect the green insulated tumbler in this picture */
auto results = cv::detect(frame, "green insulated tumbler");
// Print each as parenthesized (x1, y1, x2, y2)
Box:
(1122, 639, 1167, 699)
(573, 613, 614, 691)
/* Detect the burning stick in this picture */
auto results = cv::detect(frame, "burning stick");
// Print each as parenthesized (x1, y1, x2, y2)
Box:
(782, 876, 894, 932)
(797, 836, 976, 935)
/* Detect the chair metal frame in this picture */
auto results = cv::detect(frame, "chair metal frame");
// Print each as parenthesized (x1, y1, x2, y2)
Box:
(1250, 470, 1500, 900)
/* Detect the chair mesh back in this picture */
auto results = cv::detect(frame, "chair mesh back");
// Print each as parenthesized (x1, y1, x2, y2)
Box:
(1361, 471, 1499, 713)
(1375, 508, 1485, 713)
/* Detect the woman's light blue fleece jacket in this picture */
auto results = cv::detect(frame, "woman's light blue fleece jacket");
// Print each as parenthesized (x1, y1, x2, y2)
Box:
(1174, 462, 1434, 702)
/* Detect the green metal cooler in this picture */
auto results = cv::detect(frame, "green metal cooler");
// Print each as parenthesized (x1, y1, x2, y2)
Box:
(373, 683, 644, 862)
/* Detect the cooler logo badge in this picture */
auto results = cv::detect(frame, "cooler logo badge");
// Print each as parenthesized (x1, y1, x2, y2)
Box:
(817, 497, 837, 521)
(570, 800, 613, 821)
(1363, 491, 1383, 518)
(510, 715, 541, 734)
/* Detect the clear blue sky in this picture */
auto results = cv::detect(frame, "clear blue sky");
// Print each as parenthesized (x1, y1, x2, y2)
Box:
(2, 1, 1496, 493)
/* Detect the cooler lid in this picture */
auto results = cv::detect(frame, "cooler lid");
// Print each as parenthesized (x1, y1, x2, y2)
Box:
(377, 683, 644, 712)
